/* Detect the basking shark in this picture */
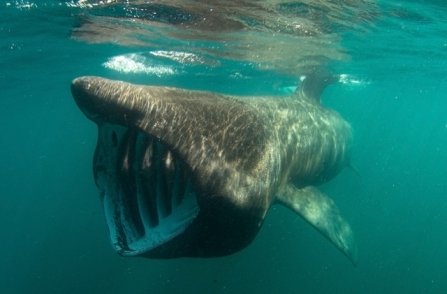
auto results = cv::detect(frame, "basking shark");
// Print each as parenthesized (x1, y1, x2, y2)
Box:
(71, 74, 357, 265)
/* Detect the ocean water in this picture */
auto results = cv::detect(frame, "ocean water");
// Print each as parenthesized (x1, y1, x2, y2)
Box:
(1, 0, 447, 293)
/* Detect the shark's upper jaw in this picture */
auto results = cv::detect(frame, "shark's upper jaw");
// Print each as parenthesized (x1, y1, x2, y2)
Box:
(94, 122, 199, 256)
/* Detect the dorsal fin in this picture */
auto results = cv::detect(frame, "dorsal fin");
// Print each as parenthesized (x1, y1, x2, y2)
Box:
(297, 72, 340, 102)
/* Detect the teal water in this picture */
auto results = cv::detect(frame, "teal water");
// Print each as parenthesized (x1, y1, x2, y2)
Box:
(1, 1, 447, 293)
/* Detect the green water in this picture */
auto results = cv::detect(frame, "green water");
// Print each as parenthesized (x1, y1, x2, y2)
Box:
(1, 1, 446, 293)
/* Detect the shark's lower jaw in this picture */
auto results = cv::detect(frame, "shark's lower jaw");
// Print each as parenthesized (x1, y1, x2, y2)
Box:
(94, 123, 200, 257)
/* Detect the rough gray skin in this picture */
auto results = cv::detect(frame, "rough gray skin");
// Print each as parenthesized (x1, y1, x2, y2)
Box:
(71, 74, 357, 265)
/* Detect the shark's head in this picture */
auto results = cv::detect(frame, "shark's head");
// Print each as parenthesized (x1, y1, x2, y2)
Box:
(71, 77, 276, 258)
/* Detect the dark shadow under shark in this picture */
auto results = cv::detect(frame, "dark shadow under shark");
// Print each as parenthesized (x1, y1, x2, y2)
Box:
(70, 74, 358, 265)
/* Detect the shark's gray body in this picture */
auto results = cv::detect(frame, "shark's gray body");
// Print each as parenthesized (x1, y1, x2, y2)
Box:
(71, 74, 357, 264)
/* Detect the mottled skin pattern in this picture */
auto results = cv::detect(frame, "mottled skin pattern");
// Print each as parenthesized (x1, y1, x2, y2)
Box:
(71, 75, 356, 264)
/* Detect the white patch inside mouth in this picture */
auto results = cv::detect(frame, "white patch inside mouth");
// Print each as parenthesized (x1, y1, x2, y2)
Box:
(102, 185, 199, 256)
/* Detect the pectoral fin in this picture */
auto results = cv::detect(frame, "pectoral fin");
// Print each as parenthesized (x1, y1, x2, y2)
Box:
(276, 184, 357, 266)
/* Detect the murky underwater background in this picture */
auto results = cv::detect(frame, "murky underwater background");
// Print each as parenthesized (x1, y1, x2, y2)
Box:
(1, 0, 447, 293)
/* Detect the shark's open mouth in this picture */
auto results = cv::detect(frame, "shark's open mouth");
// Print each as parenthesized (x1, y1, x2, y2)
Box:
(94, 123, 200, 256)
